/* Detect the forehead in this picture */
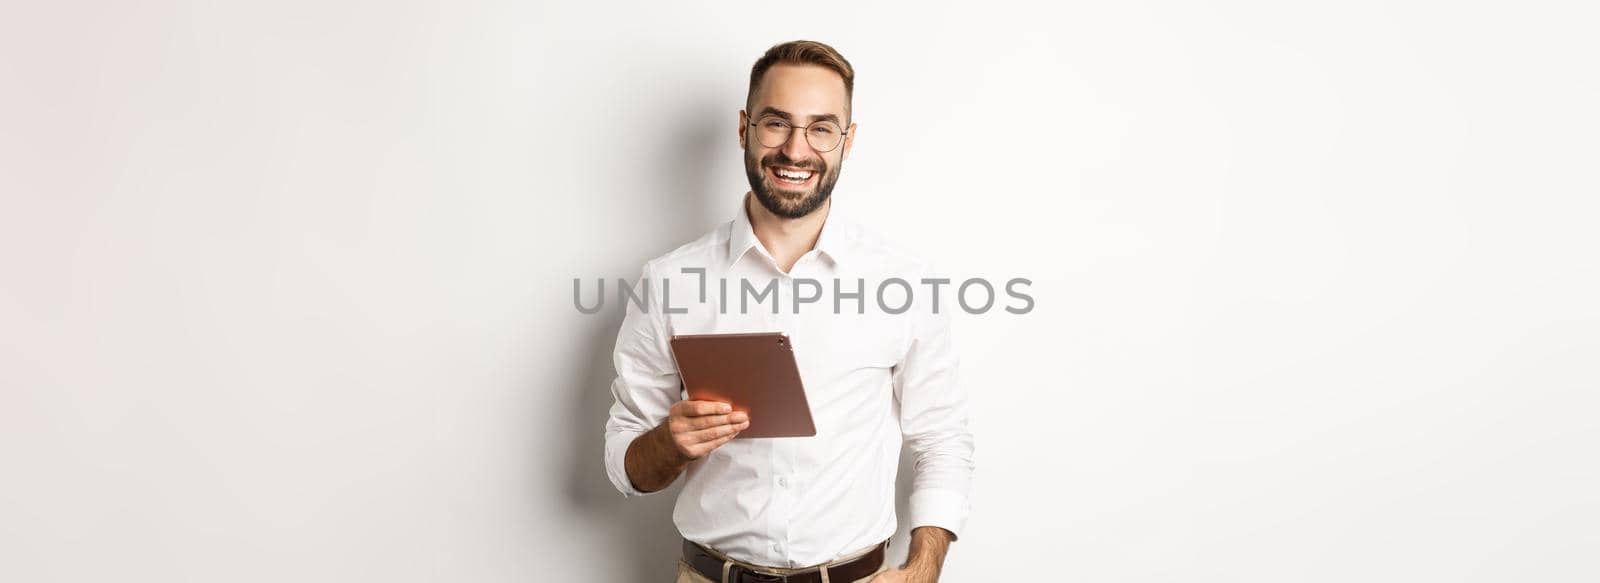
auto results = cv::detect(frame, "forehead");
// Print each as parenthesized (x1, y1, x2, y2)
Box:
(750, 64, 849, 118)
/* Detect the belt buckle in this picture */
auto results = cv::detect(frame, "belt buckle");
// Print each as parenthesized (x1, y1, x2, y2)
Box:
(742, 570, 789, 583)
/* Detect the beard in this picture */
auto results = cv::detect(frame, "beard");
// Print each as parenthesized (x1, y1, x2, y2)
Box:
(743, 147, 841, 219)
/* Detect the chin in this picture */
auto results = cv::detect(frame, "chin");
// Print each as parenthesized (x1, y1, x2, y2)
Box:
(771, 185, 814, 203)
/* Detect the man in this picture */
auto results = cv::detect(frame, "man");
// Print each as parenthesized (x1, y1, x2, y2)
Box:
(603, 40, 975, 583)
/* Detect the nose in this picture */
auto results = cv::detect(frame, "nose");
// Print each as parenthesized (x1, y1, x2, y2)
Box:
(781, 125, 812, 161)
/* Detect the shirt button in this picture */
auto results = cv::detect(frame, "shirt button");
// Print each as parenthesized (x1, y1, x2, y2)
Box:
(777, 476, 788, 487)
(772, 543, 783, 553)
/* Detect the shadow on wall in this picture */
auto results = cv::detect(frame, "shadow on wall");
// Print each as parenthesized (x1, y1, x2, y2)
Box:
(559, 98, 725, 582)
(565, 309, 685, 581)
(557, 97, 917, 581)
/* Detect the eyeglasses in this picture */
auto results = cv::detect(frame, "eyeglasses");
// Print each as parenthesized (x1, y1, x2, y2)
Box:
(747, 114, 849, 153)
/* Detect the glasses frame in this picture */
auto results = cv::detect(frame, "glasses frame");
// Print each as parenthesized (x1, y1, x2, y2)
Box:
(746, 113, 851, 153)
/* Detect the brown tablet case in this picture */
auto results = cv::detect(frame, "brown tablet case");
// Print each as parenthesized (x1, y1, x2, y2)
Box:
(669, 332, 816, 438)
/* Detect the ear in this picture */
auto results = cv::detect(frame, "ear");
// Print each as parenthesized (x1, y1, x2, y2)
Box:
(840, 122, 859, 161)
(738, 110, 749, 149)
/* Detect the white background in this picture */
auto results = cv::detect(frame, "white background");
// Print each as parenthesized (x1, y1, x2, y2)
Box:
(3, 1, 1597, 581)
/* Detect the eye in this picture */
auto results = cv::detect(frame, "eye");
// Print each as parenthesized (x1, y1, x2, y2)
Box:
(810, 126, 836, 136)
(763, 119, 790, 130)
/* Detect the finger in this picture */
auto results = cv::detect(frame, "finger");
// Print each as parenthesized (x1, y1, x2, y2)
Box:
(681, 420, 748, 444)
(687, 426, 745, 457)
(672, 414, 725, 432)
(682, 412, 748, 431)
(698, 431, 739, 452)
(675, 400, 733, 417)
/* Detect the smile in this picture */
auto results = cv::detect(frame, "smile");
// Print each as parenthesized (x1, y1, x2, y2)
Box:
(767, 165, 816, 187)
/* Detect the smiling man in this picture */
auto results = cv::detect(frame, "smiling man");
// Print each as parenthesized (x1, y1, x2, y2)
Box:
(603, 40, 975, 583)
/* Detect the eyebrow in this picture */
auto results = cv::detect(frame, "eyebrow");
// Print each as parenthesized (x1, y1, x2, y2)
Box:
(757, 107, 843, 125)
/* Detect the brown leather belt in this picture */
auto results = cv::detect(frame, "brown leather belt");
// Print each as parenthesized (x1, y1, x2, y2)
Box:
(681, 539, 886, 583)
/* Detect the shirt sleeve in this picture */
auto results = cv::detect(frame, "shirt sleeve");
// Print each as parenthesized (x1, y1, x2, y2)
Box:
(603, 261, 682, 497)
(892, 267, 977, 539)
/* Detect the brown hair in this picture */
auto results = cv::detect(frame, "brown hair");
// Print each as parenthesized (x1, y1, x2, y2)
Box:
(747, 40, 855, 116)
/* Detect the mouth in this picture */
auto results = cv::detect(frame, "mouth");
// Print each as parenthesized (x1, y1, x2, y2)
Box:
(766, 164, 818, 190)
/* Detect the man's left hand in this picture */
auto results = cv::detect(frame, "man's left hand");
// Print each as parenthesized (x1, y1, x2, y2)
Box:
(868, 567, 908, 582)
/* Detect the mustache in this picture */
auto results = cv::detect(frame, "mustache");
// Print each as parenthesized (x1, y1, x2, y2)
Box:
(762, 152, 825, 172)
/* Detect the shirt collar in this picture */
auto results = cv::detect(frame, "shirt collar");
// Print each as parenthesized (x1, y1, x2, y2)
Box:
(728, 194, 850, 269)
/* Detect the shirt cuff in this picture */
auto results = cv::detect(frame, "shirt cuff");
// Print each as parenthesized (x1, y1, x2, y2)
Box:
(604, 428, 655, 497)
(908, 487, 969, 540)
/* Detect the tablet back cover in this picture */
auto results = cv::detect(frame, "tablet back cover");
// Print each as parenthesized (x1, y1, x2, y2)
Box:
(669, 332, 816, 438)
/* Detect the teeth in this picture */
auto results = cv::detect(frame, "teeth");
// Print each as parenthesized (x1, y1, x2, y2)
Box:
(774, 168, 813, 180)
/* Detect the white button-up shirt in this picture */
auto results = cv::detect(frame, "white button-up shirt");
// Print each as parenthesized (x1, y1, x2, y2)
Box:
(603, 195, 975, 568)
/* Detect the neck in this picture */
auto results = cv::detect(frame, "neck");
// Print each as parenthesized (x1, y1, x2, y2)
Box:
(745, 192, 829, 273)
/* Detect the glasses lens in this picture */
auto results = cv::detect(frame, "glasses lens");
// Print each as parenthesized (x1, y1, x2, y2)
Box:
(755, 117, 793, 149)
(805, 121, 844, 152)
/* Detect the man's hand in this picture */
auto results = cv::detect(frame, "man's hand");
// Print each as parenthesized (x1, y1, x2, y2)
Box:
(623, 400, 748, 492)
(868, 568, 914, 582)
(869, 526, 954, 583)
(665, 400, 750, 459)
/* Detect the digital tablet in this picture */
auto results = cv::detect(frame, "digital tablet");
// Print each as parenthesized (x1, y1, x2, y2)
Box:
(668, 332, 816, 438)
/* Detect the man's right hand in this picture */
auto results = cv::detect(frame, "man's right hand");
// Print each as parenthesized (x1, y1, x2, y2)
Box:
(624, 399, 749, 493)
(665, 400, 750, 460)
